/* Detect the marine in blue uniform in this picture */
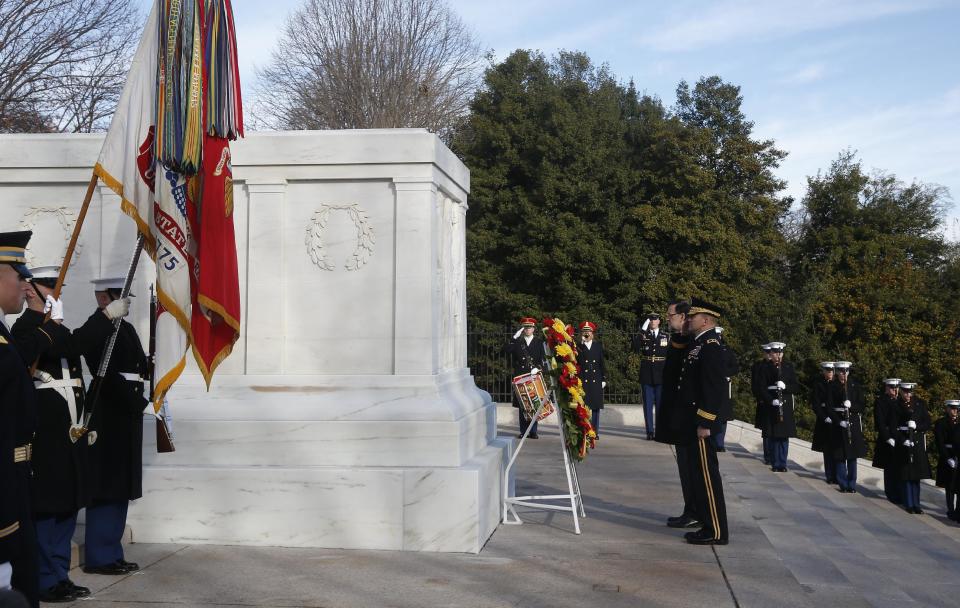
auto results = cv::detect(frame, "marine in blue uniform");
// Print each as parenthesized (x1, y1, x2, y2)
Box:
(12, 266, 113, 601)
(933, 400, 960, 522)
(658, 301, 701, 530)
(810, 362, 836, 483)
(505, 317, 546, 439)
(576, 321, 606, 437)
(81, 277, 145, 575)
(757, 342, 798, 472)
(0, 230, 41, 608)
(872, 378, 902, 504)
(750, 344, 774, 464)
(677, 298, 732, 545)
(827, 361, 867, 493)
(634, 313, 668, 440)
(888, 382, 932, 514)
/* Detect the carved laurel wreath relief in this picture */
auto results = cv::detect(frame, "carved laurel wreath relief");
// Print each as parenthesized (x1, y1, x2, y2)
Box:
(19, 207, 81, 266)
(305, 204, 375, 271)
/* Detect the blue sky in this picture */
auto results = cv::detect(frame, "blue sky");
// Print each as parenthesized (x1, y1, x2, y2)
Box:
(141, 0, 960, 231)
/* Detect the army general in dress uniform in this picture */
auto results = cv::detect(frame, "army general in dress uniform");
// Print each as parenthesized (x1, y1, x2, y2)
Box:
(505, 317, 546, 439)
(676, 298, 731, 545)
(0, 231, 42, 608)
(576, 321, 606, 437)
(81, 277, 145, 575)
(634, 313, 668, 440)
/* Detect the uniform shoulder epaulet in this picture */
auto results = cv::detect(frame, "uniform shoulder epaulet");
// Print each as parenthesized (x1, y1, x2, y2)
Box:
(0, 335, 7, 344)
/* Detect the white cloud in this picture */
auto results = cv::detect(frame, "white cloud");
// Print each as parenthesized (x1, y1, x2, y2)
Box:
(638, 0, 946, 52)
(779, 63, 826, 85)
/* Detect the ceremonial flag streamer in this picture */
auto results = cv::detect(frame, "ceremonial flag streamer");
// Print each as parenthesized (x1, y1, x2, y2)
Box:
(94, 0, 243, 410)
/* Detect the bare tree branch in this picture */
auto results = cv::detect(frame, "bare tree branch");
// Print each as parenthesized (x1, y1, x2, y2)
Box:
(252, 0, 482, 141)
(0, 0, 141, 133)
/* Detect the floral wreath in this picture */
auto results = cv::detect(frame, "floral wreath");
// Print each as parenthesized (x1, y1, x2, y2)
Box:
(542, 317, 597, 460)
(305, 204, 376, 271)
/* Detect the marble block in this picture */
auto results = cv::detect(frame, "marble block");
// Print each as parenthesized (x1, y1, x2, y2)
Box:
(0, 129, 511, 553)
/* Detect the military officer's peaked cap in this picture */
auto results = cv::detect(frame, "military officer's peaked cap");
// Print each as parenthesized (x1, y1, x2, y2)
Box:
(29, 264, 61, 288)
(646, 312, 661, 321)
(688, 297, 723, 318)
(882, 378, 901, 387)
(945, 400, 960, 408)
(92, 276, 135, 297)
(0, 230, 33, 278)
(899, 382, 917, 391)
(768, 342, 786, 352)
(761, 343, 773, 352)
(519, 316, 537, 327)
(579, 321, 597, 332)
(819, 361, 835, 369)
(834, 361, 853, 370)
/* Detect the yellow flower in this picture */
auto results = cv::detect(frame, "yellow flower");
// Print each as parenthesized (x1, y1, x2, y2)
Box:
(555, 343, 573, 358)
(565, 362, 577, 375)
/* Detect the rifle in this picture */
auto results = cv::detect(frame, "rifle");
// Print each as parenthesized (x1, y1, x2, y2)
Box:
(841, 380, 853, 447)
(149, 284, 175, 453)
(905, 403, 915, 465)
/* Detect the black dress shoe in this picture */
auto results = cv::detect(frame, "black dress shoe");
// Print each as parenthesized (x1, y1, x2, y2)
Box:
(646, 433, 654, 440)
(826, 479, 838, 484)
(83, 562, 130, 575)
(668, 516, 701, 529)
(685, 530, 728, 545)
(716, 447, 726, 453)
(117, 558, 140, 572)
(39, 581, 78, 603)
(66, 579, 91, 597)
(529, 432, 539, 439)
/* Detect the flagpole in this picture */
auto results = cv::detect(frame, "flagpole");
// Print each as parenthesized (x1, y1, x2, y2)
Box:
(29, 172, 99, 376)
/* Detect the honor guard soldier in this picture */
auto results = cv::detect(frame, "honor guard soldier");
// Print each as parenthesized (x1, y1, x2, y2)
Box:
(505, 317, 546, 439)
(757, 342, 798, 472)
(11, 267, 113, 601)
(0, 231, 42, 608)
(576, 321, 606, 437)
(933, 400, 960, 522)
(751, 344, 774, 464)
(658, 301, 701, 531)
(888, 382, 932, 514)
(872, 378, 903, 504)
(828, 362, 867, 493)
(634, 313, 668, 440)
(677, 298, 731, 545)
(811, 362, 837, 483)
(81, 277, 147, 575)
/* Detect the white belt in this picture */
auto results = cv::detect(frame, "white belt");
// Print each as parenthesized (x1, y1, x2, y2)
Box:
(898, 426, 912, 431)
(34, 378, 82, 389)
(34, 358, 83, 442)
(120, 373, 146, 383)
(945, 444, 953, 449)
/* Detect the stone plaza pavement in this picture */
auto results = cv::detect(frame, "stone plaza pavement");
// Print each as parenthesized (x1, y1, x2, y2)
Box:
(61, 423, 960, 608)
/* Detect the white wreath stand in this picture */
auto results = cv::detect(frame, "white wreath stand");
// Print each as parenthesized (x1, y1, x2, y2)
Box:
(502, 391, 586, 533)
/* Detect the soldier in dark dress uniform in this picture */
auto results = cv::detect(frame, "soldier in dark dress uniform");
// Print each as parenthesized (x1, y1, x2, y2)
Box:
(933, 400, 960, 522)
(576, 321, 606, 437)
(0, 230, 42, 608)
(757, 342, 798, 472)
(888, 383, 932, 514)
(505, 317, 546, 439)
(81, 277, 146, 575)
(751, 344, 774, 464)
(811, 362, 837, 483)
(658, 301, 701, 530)
(634, 313, 668, 440)
(872, 378, 902, 504)
(828, 361, 867, 493)
(677, 298, 732, 545)
(11, 266, 116, 601)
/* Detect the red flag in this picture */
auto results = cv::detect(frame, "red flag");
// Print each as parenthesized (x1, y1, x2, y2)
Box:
(189, 135, 240, 384)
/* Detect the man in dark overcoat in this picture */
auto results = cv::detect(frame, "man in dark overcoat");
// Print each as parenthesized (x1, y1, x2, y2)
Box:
(811, 362, 837, 483)
(888, 382, 932, 514)
(828, 361, 868, 493)
(757, 342, 798, 472)
(505, 317, 546, 438)
(872, 378, 902, 504)
(933, 400, 960, 522)
(576, 321, 606, 437)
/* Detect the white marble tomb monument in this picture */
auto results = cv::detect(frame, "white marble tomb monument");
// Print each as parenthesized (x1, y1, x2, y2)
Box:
(0, 129, 512, 553)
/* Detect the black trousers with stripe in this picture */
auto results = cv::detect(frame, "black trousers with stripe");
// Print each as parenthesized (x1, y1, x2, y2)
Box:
(676, 442, 700, 520)
(693, 436, 728, 541)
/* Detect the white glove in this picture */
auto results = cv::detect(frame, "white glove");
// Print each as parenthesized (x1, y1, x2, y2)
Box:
(641, 319, 650, 331)
(839, 420, 849, 428)
(715, 326, 723, 334)
(104, 297, 130, 320)
(35, 370, 54, 383)
(513, 328, 523, 339)
(0, 560, 11, 589)
(903, 440, 914, 448)
(772, 399, 782, 407)
(843, 400, 851, 409)
(948, 458, 957, 469)
(907, 420, 916, 430)
(824, 417, 832, 424)
(887, 438, 896, 447)
(43, 295, 64, 321)
(776, 381, 786, 390)
(601, 381, 607, 388)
